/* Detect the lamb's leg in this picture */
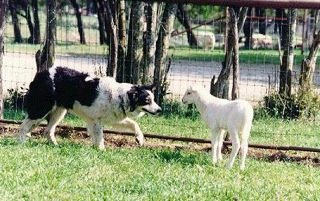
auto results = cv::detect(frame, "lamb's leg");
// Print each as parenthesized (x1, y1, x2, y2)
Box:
(211, 129, 219, 164)
(239, 125, 251, 170)
(112, 118, 144, 146)
(226, 130, 240, 169)
(217, 130, 225, 161)
(45, 107, 67, 145)
(240, 138, 249, 170)
(18, 118, 42, 143)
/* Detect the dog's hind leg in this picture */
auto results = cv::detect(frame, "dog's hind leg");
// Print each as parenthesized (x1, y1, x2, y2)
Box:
(45, 107, 67, 145)
(88, 122, 104, 150)
(18, 118, 43, 143)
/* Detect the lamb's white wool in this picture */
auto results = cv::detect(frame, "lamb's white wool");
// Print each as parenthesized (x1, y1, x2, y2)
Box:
(182, 86, 253, 170)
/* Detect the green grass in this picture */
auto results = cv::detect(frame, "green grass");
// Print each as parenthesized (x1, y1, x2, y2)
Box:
(5, 40, 317, 66)
(0, 138, 319, 200)
(170, 48, 319, 66)
(2, 108, 320, 200)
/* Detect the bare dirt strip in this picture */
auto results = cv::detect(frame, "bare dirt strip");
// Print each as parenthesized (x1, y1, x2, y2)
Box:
(1, 122, 319, 167)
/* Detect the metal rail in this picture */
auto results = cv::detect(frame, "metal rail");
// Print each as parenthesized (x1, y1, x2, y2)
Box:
(1, 119, 320, 153)
(152, 0, 320, 9)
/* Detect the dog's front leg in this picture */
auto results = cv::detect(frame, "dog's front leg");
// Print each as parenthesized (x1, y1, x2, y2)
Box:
(87, 122, 105, 150)
(113, 118, 144, 146)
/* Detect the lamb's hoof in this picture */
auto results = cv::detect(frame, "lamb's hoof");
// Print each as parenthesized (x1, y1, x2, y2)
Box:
(135, 136, 144, 146)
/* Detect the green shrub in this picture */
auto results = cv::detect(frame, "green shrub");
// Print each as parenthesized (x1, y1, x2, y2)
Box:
(161, 99, 200, 120)
(262, 90, 320, 119)
(4, 87, 27, 111)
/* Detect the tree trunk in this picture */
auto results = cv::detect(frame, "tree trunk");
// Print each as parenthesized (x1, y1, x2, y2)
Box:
(142, 2, 158, 84)
(299, 32, 320, 91)
(154, 3, 177, 104)
(9, 1, 22, 43)
(122, 1, 145, 84)
(116, 0, 127, 82)
(0, 0, 6, 118)
(105, 0, 118, 78)
(94, 0, 107, 44)
(230, 9, 240, 100)
(212, 7, 247, 99)
(243, 8, 252, 49)
(70, 0, 86, 44)
(36, 0, 56, 71)
(176, 4, 198, 48)
(256, 8, 266, 35)
(24, 6, 35, 44)
(31, 0, 41, 44)
(279, 9, 297, 96)
(275, 9, 288, 49)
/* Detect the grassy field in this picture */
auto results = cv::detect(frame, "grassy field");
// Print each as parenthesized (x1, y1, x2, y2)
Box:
(1, 106, 320, 200)
(0, 137, 319, 200)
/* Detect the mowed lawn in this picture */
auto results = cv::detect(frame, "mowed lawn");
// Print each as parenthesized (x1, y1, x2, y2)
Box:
(0, 138, 319, 200)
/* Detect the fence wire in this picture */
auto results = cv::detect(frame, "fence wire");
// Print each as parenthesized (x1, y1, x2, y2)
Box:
(2, 3, 320, 151)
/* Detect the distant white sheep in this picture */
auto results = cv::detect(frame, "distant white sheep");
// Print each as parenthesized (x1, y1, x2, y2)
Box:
(182, 86, 253, 170)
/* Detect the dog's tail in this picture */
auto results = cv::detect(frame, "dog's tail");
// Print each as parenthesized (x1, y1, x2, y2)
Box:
(24, 71, 55, 119)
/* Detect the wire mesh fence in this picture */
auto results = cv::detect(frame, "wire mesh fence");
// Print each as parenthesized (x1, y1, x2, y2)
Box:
(2, 1, 320, 151)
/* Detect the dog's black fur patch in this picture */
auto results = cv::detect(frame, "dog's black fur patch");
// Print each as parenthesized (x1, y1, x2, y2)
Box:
(25, 67, 99, 120)
(54, 67, 99, 108)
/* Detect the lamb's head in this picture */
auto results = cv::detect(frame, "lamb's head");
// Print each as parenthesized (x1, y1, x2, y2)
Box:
(127, 84, 162, 115)
(182, 86, 197, 105)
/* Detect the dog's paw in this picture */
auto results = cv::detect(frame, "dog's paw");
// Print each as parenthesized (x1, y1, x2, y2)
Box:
(135, 135, 145, 146)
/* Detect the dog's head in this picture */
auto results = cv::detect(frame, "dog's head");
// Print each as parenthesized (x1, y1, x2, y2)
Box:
(127, 84, 162, 115)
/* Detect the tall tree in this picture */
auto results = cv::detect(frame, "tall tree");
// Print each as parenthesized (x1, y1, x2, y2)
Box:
(176, 4, 198, 48)
(279, 9, 297, 96)
(299, 11, 320, 91)
(94, 0, 107, 44)
(275, 9, 288, 48)
(70, 0, 86, 44)
(154, 3, 177, 104)
(211, 7, 248, 99)
(105, 0, 118, 78)
(0, 0, 6, 118)
(122, 1, 145, 84)
(36, 0, 56, 71)
(116, 0, 127, 82)
(9, 0, 22, 43)
(31, 0, 41, 44)
(142, 2, 159, 84)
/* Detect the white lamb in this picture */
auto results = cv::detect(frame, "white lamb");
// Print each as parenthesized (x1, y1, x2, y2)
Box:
(182, 86, 253, 170)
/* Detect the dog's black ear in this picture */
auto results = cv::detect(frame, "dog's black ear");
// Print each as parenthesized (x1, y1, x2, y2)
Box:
(128, 86, 139, 97)
(141, 83, 156, 92)
(127, 86, 139, 112)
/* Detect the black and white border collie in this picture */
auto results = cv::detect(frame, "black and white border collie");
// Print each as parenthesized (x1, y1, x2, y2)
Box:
(18, 66, 162, 149)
